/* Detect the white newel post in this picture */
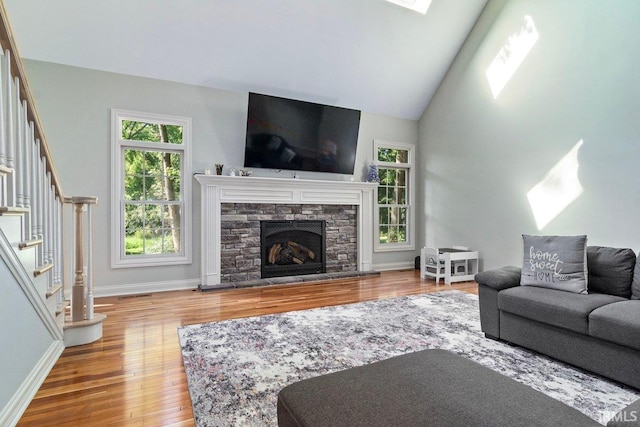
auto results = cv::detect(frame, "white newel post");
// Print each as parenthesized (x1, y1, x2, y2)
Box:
(194, 175, 376, 288)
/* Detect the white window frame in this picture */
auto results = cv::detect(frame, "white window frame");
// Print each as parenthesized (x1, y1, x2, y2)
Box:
(373, 139, 415, 253)
(111, 109, 192, 268)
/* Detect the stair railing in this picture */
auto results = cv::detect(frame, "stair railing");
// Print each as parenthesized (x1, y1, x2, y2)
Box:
(0, 3, 97, 329)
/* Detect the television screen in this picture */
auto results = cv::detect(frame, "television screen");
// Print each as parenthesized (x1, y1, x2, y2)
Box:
(244, 93, 361, 175)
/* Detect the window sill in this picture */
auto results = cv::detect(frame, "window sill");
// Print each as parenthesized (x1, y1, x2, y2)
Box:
(112, 254, 192, 269)
(374, 242, 415, 253)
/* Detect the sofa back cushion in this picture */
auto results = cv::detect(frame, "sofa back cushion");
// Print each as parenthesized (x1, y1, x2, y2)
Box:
(521, 235, 588, 294)
(632, 254, 640, 300)
(587, 246, 636, 298)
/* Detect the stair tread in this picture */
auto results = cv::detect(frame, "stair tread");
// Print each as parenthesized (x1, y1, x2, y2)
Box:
(0, 206, 29, 216)
(18, 239, 43, 250)
(55, 300, 70, 316)
(34, 263, 54, 277)
(46, 283, 64, 298)
(64, 312, 107, 329)
(19, 238, 43, 250)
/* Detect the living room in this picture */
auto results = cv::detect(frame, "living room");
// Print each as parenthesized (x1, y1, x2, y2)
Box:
(3, 0, 640, 425)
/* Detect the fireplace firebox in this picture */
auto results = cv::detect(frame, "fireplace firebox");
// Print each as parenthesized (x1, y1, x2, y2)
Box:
(261, 220, 326, 279)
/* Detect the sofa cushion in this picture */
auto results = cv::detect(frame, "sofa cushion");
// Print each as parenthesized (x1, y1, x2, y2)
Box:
(589, 301, 640, 351)
(521, 235, 588, 294)
(498, 286, 625, 335)
(587, 246, 636, 298)
(632, 254, 640, 300)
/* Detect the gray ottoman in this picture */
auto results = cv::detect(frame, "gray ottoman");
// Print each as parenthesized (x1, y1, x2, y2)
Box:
(277, 349, 601, 427)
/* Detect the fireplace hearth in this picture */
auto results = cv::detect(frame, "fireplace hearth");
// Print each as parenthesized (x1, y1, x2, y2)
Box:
(261, 220, 326, 279)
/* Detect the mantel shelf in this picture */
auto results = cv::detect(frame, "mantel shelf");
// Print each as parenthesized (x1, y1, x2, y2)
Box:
(194, 174, 377, 190)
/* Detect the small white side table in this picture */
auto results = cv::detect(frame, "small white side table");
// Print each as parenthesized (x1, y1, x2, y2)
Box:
(442, 249, 479, 284)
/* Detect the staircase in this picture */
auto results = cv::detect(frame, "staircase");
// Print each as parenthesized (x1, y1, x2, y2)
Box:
(0, 4, 103, 425)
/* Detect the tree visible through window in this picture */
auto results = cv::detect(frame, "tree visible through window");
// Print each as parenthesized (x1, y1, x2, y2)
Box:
(122, 121, 182, 255)
(112, 110, 191, 267)
(374, 141, 414, 251)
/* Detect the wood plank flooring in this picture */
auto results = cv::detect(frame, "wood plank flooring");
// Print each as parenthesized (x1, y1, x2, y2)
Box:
(18, 269, 477, 426)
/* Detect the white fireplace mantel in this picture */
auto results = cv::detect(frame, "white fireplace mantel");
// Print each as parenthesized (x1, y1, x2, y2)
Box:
(195, 174, 377, 288)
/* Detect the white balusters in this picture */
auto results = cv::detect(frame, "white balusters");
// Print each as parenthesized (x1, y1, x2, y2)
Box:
(13, 77, 23, 209)
(0, 50, 6, 208)
(3, 50, 15, 207)
(56, 198, 63, 285)
(0, 49, 6, 171)
(47, 173, 54, 288)
(22, 102, 31, 237)
(37, 156, 45, 247)
(30, 136, 40, 240)
(86, 202, 94, 319)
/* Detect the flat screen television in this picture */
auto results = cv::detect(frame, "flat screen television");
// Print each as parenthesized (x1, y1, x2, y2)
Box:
(244, 92, 361, 175)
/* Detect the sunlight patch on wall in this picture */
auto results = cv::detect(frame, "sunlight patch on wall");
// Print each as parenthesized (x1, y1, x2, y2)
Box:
(486, 15, 539, 99)
(527, 140, 584, 230)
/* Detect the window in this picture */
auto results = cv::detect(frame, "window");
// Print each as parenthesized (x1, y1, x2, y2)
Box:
(374, 140, 415, 252)
(111, 109, 192, 267)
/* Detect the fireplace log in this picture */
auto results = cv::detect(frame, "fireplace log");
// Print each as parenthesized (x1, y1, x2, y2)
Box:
(275, 245, 296, 265)
(269, 241, 317, 265)
(268, 243, 281, 264)
(288, 241, 315, 260)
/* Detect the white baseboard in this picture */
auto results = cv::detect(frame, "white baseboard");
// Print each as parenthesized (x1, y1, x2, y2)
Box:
(90, 278, 200, 298)
(0, 340, 64, 426)
(69, 265, 419, 299)
(373, 261, 415, 271)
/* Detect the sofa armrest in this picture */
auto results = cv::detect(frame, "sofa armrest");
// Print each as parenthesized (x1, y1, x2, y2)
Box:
(475, 266, 522, 290)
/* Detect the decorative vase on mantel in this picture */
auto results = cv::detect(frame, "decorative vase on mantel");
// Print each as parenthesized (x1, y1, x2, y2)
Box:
(366, 163, 380, 183)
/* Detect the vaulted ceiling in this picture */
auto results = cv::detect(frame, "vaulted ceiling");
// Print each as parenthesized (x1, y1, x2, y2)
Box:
(4, 0, 488, 120)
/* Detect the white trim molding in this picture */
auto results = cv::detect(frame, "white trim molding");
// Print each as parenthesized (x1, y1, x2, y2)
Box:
(195, 175, 377, 288)
(373, 261, 415, 271)
(85, 278, 201, 298)
(373, 139, 416, 253)
(110, 109, 192, 268)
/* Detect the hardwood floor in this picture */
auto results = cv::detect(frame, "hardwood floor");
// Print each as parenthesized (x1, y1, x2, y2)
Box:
(18, 270, 477, 426)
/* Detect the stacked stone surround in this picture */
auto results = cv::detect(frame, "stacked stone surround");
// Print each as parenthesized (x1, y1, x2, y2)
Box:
(220, 203, 357, 283)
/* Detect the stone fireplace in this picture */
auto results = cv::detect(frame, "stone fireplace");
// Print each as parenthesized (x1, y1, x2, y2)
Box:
(219, 203, 358, 283)
(195, 175, 376, 289)
(260, 219, 326, 279)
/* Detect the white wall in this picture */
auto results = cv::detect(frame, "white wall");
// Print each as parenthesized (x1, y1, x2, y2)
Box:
(418, 0, 640, 271)
(0, 253, 58, 423)
(25, 60, 418, 294)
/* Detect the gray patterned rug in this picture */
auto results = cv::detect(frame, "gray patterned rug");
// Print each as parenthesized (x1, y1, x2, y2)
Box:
(178, 290, 639, 426)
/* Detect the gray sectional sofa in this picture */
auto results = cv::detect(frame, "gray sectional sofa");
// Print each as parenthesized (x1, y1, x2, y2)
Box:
(476, 245, 640, 390)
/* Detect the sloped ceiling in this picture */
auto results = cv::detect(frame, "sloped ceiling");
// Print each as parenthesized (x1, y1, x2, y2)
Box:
(3, 0, 488, 120)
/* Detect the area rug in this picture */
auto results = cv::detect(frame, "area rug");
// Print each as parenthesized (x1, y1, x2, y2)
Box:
(178, 290, 639, 426)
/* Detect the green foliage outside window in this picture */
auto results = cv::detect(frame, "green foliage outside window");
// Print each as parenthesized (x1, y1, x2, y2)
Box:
(122, 120, 183, 256)
(377, 147, 408, 163)
(377, 147, 409, 244)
